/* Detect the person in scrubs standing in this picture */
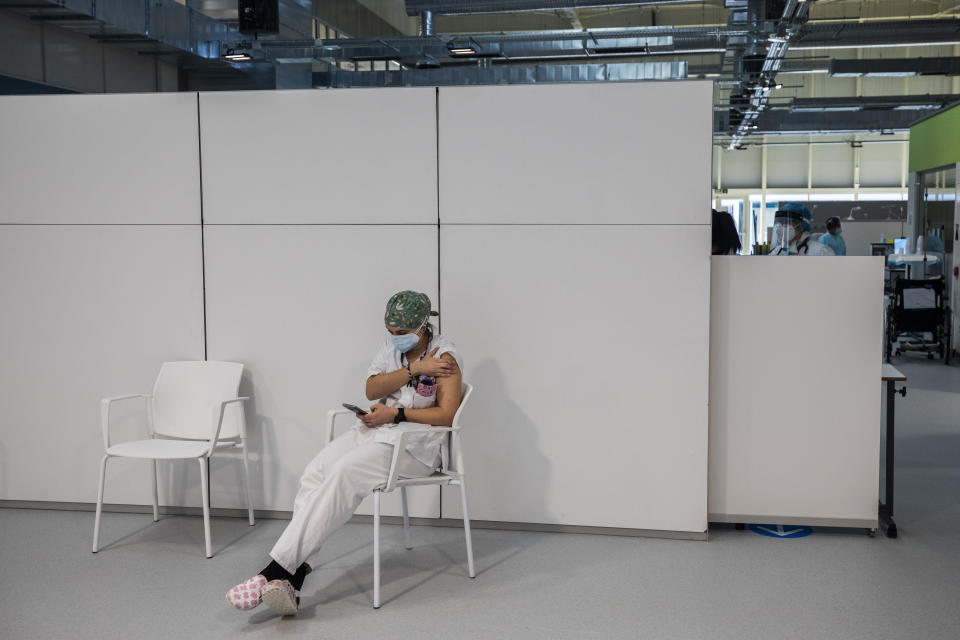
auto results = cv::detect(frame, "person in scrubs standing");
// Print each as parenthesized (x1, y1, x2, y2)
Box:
(818, 216, 846, 256)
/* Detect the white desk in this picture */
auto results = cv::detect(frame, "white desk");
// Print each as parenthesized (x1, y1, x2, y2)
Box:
(887, 254, 942, 279)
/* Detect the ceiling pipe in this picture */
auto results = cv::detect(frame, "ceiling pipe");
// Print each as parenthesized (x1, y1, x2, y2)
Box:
(421, 10, 435, 36)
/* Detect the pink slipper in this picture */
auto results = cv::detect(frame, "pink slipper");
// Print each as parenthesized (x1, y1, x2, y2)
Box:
(226, 574, 268, 610)
(260, 579, 300, 616)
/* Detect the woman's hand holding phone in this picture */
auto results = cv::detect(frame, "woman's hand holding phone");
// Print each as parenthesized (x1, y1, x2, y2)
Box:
(342, 403, 368, 416)
(360, 403, 398, 428)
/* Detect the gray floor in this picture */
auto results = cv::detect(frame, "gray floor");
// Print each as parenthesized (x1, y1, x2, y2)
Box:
(3, 357, 960, 640)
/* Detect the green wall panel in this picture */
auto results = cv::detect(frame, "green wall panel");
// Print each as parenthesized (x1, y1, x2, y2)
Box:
(910, 103, 960, 173)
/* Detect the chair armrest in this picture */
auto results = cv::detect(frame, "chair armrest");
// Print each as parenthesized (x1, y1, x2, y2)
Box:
(325, 409, 355, 445)
(103, 394, 151, 403)
(384, 426, 459, 492)
(208, 397, 249, 457)
(100, 394, 151, 451)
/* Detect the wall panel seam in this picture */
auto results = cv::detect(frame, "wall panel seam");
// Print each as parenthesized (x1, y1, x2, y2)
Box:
(201, 223, 439, 227)
(0, 223, 203, 227)
(438, 223, 712, 227)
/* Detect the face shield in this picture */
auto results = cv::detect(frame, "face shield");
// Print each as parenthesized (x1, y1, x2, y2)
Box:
(773, 210, 804, 246)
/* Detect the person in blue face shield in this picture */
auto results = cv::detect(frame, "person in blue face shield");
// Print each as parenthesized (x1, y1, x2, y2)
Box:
(818, 217, 846, 256)
(226, 290, 462, 617)
(769, 203, 836, 256)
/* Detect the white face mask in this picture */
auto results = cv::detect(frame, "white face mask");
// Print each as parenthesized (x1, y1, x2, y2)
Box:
(775, 223, 797, 245)
(391, 331, 420, 353)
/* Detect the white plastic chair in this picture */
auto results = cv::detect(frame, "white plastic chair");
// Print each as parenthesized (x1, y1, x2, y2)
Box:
(92, 361, 253, 558)
(325, 383, 476, 609)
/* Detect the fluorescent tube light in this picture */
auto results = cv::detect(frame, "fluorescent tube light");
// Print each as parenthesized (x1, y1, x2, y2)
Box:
(224, 49, 252, 61)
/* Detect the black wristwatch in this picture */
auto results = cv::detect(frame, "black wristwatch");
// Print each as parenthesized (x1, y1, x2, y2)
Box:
(393, 407, 406, 424)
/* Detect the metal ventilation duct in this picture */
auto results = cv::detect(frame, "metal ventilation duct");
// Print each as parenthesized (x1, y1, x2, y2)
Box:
(719, 109, 929, 135)
(314, 60, 687, 87)
(0, 0, 246, 60)
(790, 95, 960, 112)
(405, 0, 702, 14)
(308, 33, 676, 63)
(259, 25, 737, 65)
(830, 57, 960, 78)
(795, 19, 960, 50)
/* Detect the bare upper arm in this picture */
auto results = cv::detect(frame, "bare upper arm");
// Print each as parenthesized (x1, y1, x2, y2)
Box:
(435, 354, 462, 418)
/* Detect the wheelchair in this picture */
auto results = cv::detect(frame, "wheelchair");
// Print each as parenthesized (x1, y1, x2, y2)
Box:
(885, 278, 951, 364)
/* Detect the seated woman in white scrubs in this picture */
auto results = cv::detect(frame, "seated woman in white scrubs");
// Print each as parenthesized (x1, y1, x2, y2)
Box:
(226, 290, 463, 616)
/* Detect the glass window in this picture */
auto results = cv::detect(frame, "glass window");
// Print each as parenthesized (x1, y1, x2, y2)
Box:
(920, 166, 956, 262)
(859, 192, 907, 201)
(809, 193, 855, 201)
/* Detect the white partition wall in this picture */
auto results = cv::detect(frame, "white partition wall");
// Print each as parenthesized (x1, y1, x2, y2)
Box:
(709, 257, 883, 526)
(441, 225, 711, 531)
(199, 88, 438, 225)
(203, 225, 440, 517)
(439, 82, 712, 225)
(199, 88, 442, 517)
(0, 93, 201, 224)
(0, 226, 205, 504)
(2, 84, 716, 535)
(0, 94, 205, 507)
(438, 81, 714, 533)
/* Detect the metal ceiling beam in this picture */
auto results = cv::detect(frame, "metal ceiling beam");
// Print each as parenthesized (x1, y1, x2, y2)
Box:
(405, 0, 703, 16)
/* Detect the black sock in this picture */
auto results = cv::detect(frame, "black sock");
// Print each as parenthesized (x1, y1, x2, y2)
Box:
(291, 562, 312, 591)
(259, 560, 293, 583)
(259, 560, 311, 588)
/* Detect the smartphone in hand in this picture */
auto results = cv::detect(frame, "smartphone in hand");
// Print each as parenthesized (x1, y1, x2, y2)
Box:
(342, 403, 368, 416)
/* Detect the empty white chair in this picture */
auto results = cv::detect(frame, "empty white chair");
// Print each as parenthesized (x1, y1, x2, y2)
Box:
(93, 361, 253, 558)
(325, 383, 476, 608)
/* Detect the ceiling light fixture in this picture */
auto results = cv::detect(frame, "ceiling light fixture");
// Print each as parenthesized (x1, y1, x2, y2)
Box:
(224, 48, 252, 61)
(447, 40, 478, 57)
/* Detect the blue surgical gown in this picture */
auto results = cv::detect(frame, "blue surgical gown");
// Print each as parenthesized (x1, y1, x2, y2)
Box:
(819, 232, 846, 256)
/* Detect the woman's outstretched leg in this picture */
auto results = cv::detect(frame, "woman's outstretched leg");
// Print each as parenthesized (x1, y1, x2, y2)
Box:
(228, 430, 433, 615)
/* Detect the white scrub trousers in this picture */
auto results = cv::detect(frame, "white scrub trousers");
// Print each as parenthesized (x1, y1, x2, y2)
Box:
(269, 425, 437, 574)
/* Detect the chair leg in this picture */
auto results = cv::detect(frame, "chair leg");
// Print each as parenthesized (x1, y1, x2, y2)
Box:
(92, 455, 109, 553)
(199, 457, 212, 558)
(151, 459, 159, 522)
(241, 440, 255, 526)
(458, 477, 476, 578)
(401, 486, 412, 550)
(373, 489, 381, 609)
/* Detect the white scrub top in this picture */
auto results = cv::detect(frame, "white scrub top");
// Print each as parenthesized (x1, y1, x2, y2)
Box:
(362, 334, 463, 468)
